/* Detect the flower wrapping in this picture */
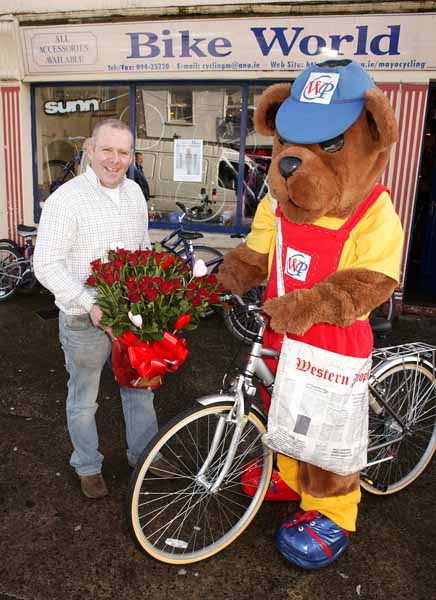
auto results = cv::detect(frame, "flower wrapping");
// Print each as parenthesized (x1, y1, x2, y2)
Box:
(87, 243, 223, 388)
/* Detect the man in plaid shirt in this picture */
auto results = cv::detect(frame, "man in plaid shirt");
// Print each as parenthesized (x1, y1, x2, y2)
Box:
(34, 119, 163, 499)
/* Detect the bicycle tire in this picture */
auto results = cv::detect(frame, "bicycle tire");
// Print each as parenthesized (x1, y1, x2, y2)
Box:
(0, 246, 22, 301)
(361, 359, 436, 495)
(127, 399, 273, 564)
(0, 238, 19, 250)
(176, 245, 223, 275)
(223, 285, 265, 345)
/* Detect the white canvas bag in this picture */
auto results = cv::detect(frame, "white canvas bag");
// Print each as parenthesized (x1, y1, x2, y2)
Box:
(262, 212, 371, 476)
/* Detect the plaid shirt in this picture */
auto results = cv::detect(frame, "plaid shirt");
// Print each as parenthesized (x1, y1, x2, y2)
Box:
(34, 166, 150, 315)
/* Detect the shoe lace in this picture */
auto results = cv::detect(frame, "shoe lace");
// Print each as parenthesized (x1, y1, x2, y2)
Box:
(283, 510, 321, 528)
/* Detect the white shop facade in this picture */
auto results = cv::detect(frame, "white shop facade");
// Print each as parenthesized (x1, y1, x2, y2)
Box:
(1, 6, 436, 308)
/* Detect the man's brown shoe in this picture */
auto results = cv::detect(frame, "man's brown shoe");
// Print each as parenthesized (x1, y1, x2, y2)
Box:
(79, 473, 108, 499)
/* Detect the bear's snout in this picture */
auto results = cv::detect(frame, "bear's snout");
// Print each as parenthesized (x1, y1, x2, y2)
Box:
(279, 156, 302, 179)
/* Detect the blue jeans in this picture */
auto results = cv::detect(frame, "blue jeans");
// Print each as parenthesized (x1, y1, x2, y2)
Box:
(59, 312, 158, 476)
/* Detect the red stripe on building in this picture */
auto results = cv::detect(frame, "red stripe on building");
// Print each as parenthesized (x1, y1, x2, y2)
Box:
(378, 83, 428, 288)
(1, 86, 23, 242)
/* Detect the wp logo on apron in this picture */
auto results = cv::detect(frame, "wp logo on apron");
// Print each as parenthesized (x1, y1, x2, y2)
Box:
(285, 247, 312, 282)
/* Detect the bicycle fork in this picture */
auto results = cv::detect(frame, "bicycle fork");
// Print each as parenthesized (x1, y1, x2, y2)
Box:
(196, 377, 247, 494)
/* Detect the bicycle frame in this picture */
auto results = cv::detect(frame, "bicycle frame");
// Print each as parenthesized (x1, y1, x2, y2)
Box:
(196, 308, 431, 492)
(159, 209, 223, 271)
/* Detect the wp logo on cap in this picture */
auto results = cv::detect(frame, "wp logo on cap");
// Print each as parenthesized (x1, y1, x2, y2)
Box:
(276, 60, 375, 145)
(301, 72, 340, 105)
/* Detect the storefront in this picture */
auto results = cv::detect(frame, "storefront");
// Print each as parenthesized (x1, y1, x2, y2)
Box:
(1, 3, 436, 307)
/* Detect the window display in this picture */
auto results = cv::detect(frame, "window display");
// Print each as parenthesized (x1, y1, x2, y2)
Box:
(33, 82, 274, 230)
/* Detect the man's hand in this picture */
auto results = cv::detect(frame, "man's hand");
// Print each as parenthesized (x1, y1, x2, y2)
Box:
(89, 304, 115, 340)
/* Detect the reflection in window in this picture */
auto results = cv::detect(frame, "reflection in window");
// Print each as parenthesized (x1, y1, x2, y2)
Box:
(34, 84, 130, 214)
(168, 89, 193, 123)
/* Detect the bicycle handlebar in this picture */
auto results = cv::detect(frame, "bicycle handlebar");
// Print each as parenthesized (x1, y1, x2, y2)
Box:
(221, 293, 263, 314)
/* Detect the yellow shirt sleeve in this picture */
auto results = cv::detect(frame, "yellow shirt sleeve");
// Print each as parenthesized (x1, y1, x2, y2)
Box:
(338, 191, 404, 283)
(246, 194, 276, 256)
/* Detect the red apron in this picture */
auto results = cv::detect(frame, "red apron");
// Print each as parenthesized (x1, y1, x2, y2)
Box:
(261, 184, 386, 410)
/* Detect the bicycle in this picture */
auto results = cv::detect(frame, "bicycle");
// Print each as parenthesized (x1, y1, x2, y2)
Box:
(0, 225, 38, 301)
(126, 295, 436, 564)
(159, 202, 223, 274)
(43, 136, 86, 194)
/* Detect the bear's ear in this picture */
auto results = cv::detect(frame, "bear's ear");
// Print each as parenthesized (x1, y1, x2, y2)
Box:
(364, 87, 398, 149)
(254, 83, 291, 136)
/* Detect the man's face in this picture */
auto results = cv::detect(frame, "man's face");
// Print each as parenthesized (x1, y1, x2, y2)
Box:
(135, 153, 144, 166)
(88, 125, 133, 188)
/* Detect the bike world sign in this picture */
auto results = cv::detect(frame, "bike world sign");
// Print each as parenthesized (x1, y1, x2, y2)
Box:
(21, 13, 436, 78)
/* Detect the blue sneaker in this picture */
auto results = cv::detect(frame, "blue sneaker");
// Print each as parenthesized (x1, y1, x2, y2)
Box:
(275, 510, 350, 569)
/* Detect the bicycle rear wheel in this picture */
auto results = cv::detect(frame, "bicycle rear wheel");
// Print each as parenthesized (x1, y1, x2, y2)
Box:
(0, 238, 19, 250)
(127, 398, 273, 564)
(223, 285, 265, 344)
(43, 159, 75, 194)
(0, 246, 22, 301)
(362, 359, 436, 495)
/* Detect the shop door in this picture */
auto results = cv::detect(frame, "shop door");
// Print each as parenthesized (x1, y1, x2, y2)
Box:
(405, 86, 436, 304)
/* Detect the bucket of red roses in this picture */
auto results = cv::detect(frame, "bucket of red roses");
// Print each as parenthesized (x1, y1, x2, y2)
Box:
(86, 242, 224, 389)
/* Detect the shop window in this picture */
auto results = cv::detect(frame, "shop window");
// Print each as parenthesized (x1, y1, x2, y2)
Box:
(135, 85, 243, 227)
(34, 84, 130, 213)
(168, 89, 193, 124)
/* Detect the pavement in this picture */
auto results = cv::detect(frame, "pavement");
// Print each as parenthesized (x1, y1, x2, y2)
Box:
(1, 285, 436, 600)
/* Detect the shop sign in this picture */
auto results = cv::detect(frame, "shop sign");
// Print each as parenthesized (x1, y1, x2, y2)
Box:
(21, 13, 436, 76)
(43, 98, 100, 114)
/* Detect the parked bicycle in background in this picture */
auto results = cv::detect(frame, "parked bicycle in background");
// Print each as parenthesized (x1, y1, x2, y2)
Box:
(0, 225, 38, 301)
(42, 136, 88, 194)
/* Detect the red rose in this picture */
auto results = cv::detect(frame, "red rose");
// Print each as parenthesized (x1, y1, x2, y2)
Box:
(113, 258, 124, 269)
(191, 295, 202, 307)
(171, 278, 183, 291)
(91, 258, 102, 273)
(86, 275, 97, 287)
(174, 314, 191, 330)
(128, 291, 140, 303)
(160, 280, 173, 295)
(104, 272, 115, 285)
(140, 250, 151, 264)
(128, 253, 139, 266)
(139, 278, 151, 293)
(145, 288, 158, 302)
(208, 293, 220, 305)
(161, 255, 175, 269)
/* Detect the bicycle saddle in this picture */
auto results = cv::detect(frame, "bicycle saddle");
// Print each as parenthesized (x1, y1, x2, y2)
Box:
(18, 224, 37, 236)
(178, 231, 204, 241)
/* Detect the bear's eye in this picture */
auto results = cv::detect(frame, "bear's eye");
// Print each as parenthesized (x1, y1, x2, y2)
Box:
(319, 134, 344, 153)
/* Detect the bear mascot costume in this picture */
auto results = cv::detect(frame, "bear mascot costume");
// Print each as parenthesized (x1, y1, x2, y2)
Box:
(218, 59, 404, 569)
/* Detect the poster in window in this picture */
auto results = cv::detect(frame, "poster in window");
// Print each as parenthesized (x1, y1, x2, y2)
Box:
(173, 139, 203, 182)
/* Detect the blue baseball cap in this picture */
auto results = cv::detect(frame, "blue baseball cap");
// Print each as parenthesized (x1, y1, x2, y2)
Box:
(275, 60, 375, 145)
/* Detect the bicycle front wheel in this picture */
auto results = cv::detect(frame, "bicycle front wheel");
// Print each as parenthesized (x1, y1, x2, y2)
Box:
(127, 398, 273, 564)
(362, 359, 436, 495)
(0, 246, 22, 301)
